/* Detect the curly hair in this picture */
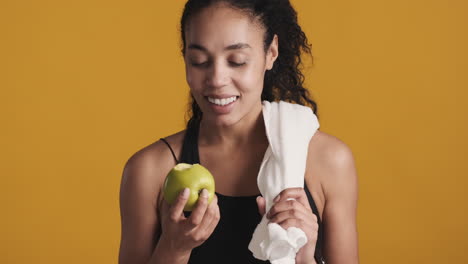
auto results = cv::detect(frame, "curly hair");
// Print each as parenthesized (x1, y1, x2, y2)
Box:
(180, 0, 319, 127)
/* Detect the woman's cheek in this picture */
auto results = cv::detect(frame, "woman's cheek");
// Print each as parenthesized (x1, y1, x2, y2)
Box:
(186, 68, 202, 89)
(238, 68, 264, 91)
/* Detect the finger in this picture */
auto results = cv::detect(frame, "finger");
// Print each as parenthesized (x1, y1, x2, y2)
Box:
(274, 187, 311, 210)
(187, 189, 210, 227)
(277, 218, 305, 230)
(169, 188, 190, 221)
(279, 219, 319, 241)
(256, 196, 266, 216)
(160, 197, 169, 213)
(198, 194, 219, 232)
(267, 199, 311, 220)
(269, 208, 309, 224)
(203, 201, 221, 235)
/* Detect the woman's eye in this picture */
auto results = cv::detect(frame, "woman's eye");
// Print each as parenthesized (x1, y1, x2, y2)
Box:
(229, 61, 246, 67)
(191, 61, 209, 67)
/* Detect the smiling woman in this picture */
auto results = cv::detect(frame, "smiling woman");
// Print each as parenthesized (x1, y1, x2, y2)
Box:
(183, 4, 278, 126)
(118, 0, 359, 264)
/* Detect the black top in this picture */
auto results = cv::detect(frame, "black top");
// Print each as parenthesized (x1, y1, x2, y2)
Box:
(159, 118, 325, 264)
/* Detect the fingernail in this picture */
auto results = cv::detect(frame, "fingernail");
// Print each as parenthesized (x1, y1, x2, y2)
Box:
(181, 188, 190, 198)
(200, 189, 209, 198)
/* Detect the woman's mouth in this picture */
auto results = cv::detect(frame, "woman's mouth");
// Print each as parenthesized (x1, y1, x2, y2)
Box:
(206, 96, 238, 106)
(204, 96, 239, 114)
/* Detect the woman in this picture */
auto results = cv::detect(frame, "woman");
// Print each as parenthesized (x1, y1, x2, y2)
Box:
(119, 0, 359, 263)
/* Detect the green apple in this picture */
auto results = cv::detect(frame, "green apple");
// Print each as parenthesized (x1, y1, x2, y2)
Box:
(163, 163, 215, 211)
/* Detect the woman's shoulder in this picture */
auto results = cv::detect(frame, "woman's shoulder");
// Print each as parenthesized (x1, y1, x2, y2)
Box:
(309, 130, 354, 164)
(121, 129, 188, 203)
(118, 129, 188, 262)
(127, 129, 187, 167)
(127, 129, 187, 166)
(308, 130, 358, 192)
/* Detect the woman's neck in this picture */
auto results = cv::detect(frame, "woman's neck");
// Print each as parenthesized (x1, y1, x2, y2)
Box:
(198, 102, 268, 150)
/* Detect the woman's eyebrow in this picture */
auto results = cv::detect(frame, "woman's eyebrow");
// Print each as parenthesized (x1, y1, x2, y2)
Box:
(188, 44, 207, 51)
(187, 43, 251, 52)
(225, 43, 251, 50)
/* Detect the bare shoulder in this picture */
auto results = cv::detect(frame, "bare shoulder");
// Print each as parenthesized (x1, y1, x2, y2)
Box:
(308, 130, 360, 262)
(121, 129, 187, 206)
(118, 129, 186, 264)
(308, 130, 358, 199)
(309, 130, 354, 165)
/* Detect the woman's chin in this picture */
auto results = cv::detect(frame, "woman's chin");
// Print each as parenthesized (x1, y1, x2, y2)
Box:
(202, 114, 239, 127)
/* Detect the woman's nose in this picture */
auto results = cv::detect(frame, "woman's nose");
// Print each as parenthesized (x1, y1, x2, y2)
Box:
(206, 63, 229, 88)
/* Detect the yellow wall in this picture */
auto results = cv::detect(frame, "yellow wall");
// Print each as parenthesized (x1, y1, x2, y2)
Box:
(1, 0, 467, 263)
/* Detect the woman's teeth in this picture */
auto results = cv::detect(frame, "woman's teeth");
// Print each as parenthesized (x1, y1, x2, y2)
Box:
(207, 96, 238, 106)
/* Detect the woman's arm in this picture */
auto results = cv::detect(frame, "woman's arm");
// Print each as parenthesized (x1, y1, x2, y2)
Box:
(118, 147, 191, 264)
(320, 137, 360, 263)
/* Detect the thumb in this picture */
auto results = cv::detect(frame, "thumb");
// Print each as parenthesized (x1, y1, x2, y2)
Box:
(256, 196, 266, 216)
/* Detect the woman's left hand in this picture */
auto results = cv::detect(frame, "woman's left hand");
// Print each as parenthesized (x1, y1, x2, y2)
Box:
(257, 187, 319, 264)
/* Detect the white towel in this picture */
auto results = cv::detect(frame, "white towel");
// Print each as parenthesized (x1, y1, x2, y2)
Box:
(248, 100, 320, 264)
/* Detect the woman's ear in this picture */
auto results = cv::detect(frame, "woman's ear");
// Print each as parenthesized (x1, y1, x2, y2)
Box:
(266, 34, 279, 70)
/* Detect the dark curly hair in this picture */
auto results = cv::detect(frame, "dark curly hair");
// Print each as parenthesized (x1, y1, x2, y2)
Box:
(180, 0, 319, 127)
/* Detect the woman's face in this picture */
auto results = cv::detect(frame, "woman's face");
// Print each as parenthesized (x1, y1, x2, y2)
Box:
(184, 3, 278, 127)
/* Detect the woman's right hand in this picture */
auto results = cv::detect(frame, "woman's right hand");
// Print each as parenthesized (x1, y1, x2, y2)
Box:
(158, 188, 220, 255)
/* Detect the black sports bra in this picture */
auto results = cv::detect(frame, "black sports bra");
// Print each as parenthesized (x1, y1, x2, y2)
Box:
(159, 118, 325, 263)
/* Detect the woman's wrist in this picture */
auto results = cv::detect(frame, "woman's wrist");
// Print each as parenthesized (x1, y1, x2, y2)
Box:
(148, 238, 192, 264)
(296, 259, 317, 264)
(295, 241, 317, 264)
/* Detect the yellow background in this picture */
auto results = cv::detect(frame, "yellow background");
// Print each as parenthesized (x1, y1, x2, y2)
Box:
(1, 0, 467, 263)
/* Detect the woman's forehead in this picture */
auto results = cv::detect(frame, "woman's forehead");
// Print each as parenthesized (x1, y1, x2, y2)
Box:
(184, 4, 265, 50)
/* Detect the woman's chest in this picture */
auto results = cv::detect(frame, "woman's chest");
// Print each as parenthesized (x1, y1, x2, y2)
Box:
(199, 145, 267, 196)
